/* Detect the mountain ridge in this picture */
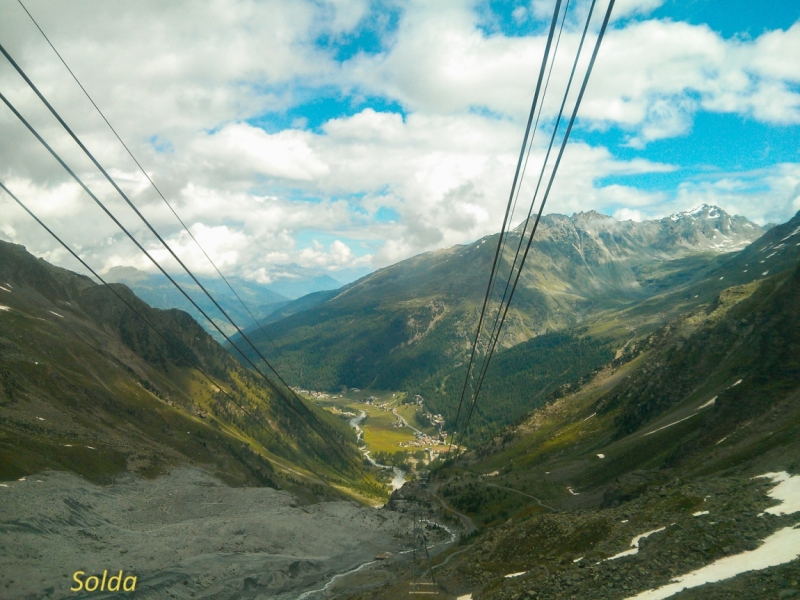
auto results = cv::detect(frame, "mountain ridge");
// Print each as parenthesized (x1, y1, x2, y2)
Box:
(0, 240, 375, 500)
(239, 206, 768, 400)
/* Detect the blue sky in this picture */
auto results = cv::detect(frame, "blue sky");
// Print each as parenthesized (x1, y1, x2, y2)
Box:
(651, 0, 799, 38)
(1, 0, 798, 281)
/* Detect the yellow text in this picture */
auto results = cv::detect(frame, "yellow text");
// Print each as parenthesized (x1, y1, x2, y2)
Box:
(71, 570, 137, 592)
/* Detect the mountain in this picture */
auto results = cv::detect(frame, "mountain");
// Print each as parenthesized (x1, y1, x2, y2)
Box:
(105, 265, 342, 341)
(252, 288, 340, 326)
(416, 211, 800, 441)
(360, 249, 800, 600)
(259, 266, 342, 299)
(0, 241, 376, 499)
(241, 206, 766, 397)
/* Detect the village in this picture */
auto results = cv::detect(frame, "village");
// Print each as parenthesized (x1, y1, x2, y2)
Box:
(295, 388, 454, 470)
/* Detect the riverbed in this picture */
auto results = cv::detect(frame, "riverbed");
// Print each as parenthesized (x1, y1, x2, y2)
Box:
(0, 468, 409, 599)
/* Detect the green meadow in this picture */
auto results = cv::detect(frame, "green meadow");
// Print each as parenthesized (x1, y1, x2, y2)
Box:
(306, 389, 446, 459)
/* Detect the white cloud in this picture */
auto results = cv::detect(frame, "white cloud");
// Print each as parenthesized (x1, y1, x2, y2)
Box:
(748, 22, 800, 81)
(613, 207, 644, 221)
(583, 18, 800, 133)
(0, 0, 797, 285)
(191, 124, 330, 182)
(298, 239, 371, 270)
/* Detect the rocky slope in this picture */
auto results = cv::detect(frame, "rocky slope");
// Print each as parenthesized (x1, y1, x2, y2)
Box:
(345, 246, 800, 599)
(0, 468, 407, 599)
(0, 240, 374, 498)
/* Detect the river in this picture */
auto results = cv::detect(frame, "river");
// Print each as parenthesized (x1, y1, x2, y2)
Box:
(349, 411, 406, 491)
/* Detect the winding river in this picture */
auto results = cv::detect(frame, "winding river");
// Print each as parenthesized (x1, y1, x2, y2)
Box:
(349, 411, 406, 491)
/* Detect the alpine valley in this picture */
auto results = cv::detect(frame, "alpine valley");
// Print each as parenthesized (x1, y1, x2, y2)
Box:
(349, 209, 800, 600)
(237, 205, 779, 440)
(2, 204, 800, 599)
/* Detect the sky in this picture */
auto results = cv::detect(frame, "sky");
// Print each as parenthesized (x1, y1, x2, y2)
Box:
(0, 0, 798, 286)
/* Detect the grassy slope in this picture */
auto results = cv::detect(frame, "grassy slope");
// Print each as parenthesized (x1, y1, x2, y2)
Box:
(245, 213, 765, 395)
(354, 259, 800, 599)
(0, 241, 381, 501)
(412, 212, 800, 443)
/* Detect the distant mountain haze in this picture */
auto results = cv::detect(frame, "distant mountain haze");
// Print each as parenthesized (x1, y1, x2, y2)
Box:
(105, 265, 341, 340)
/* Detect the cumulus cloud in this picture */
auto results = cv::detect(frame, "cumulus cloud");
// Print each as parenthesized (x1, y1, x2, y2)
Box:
(0, 0, 797, 284)
(582, 18, 800, 137)
(191, 124, 329, 182)
(298, 239, 371, 270)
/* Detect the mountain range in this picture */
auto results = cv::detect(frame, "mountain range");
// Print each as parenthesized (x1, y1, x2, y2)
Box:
(353, 212, 800, 600)
(235, 206, 771, 431)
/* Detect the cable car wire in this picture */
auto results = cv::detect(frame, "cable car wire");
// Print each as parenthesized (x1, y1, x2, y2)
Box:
(15, 0, 297, 380)
(0, 44, 371, 482)
(447, 0, 565, 454)
(486, 0, 572, 333)
(456, 0, 616, 448)
(468, 0, 600, 425)
(0, 178, 348, 494)
(0, 42, 310, 433)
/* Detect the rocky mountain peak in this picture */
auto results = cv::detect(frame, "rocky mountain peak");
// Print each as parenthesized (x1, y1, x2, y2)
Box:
(571, 210, 614, 221)
(668, 203, 727, 221)
(528, 204, 763, 260)
(658, 204, 762, 252)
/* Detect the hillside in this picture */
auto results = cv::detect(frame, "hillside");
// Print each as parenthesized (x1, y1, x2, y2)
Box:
(237, 206, 765, 412)
(352, 248, 800, 600)
(0, 241, 376, 499)
(415, 211, 800, 441)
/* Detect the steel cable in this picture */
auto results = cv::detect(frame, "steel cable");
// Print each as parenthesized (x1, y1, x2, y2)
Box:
(15, 0, 297, 380)
(447, 0, 565, 454)
(467, 0, 601, 428)
(457, 0, 616, 448)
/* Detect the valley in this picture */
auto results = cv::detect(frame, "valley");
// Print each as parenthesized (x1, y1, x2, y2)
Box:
(300, 389, 454, 489)
(238, 206, 786, 444)
(2, 1, 798, 598)
(342, 216, 800, 599)
(2, 207, 799, 600)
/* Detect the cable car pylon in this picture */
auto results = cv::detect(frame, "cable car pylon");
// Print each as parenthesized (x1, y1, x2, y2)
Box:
(409, 505, 438, 595)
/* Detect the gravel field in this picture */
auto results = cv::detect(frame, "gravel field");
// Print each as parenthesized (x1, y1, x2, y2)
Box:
(0, 468, 410, 599)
